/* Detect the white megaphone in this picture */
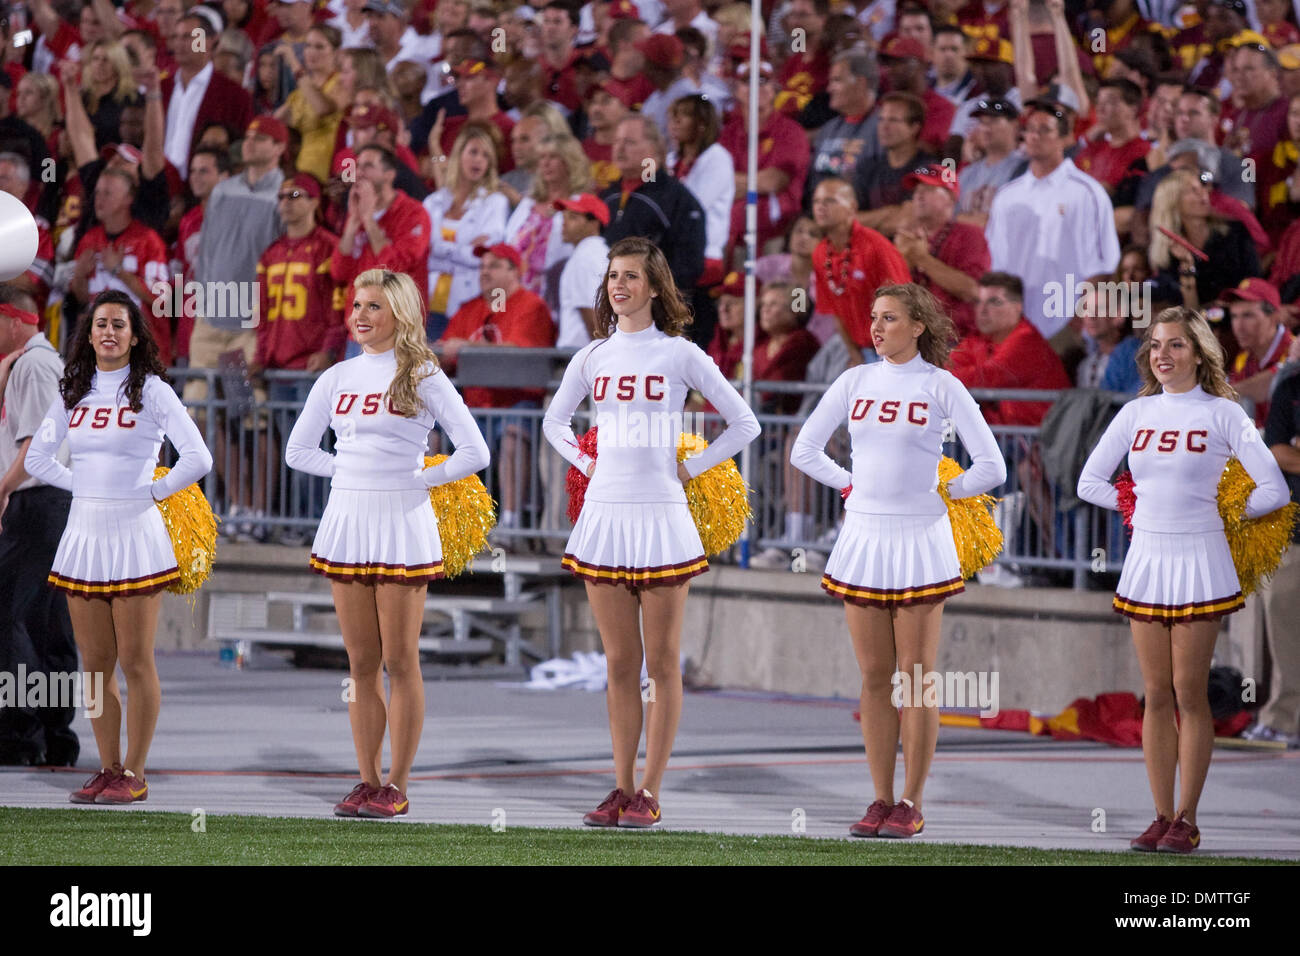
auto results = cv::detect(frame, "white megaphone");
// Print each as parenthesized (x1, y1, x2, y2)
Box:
(0, 190, 39, 282)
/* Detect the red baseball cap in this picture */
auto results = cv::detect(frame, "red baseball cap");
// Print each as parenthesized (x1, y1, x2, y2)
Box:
(879, 35, 930, 63)
(903, 163, 960, 199)
(287, 172, 321, 199)
(636, 34, 684, 69)
(350, 103, 400, 133)
(1222, 278, 1282, 309)
(734, 59, 774, 80)
(475, 242, 523, 269)
(453, 59, 499, 80)
(969, 36, 1014, 64)
(99, 143, 143, 166)
(716, 271, 746, 298)
(606, 0, 641, 20)
(247, 115, 289, 145)
(554, 193, 611, 226)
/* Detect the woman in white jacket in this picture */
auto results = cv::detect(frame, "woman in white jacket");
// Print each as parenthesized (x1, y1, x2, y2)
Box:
(424, 123, 510, 340)
(668, 94, 735, 288)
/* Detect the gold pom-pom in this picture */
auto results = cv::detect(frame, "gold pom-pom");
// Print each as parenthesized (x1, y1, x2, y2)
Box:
(937, 456, 1002, 579)
(1217, 457, 1298, 597)
(424, 455, 497, 578)
(151, 466, 218, 594)
(677, 434, 752, 556)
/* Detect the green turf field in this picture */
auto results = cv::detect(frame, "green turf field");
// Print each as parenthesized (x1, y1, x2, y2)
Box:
(0, 808, 1282, 865)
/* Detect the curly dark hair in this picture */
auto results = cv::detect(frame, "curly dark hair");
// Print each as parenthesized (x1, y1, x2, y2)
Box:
(593, 238, 694, 338)
(61, 290, 169, 411)
(873, 282, 957, 369)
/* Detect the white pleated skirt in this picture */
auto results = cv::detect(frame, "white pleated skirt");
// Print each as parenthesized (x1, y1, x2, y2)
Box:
(49, 497, 179, 598)
(563, 499, 708, 590)
(309, 487, 444, 584)
(1114, 528, 1243, 624)
(821, 511, 965, 608)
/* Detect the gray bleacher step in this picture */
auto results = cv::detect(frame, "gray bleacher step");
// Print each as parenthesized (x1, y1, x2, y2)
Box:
(215, 628, 496, 656)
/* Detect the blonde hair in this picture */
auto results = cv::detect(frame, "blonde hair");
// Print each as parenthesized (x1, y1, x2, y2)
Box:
(18, 73, 61, 127)
(341, 48, 394, 107)
(82, 39, 137, 110)
(529, 134, 595, 202)
(519, 101, 572, 139)
(1148, 168, 1225, 271)
(1135, 307, 1236, 398)
(444, 122, 502, 194)
(713, 3, 752, 33)
(353, 269, 441, 417)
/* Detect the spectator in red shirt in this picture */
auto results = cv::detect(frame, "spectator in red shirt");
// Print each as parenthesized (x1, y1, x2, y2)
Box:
(720, 60, 810, 252)
(877, 34, 955, 156)
(331, 144, 433, 329)
(603, 17, 654, 111)
(69, 168, 172, 362)
(948, 271, 1072, 428)
(893, 164, 990, 340)
(1259, 0, 1300, 47)
(810, 177, 911, 365)
(1223, 41, 1289, 161)
(171, 147, 231, 361)
(1075, 78, 1150, 197)
(777, 0, 832, 117)
(437, 60, 516, 173)
(582, 83, 628, 194)
(1224, 278, 1295, 425)
(439, 243, 556, 533)
(754, 282, 820, 414)
(706, 272, 748, 379)
(538, 2, 583, 115)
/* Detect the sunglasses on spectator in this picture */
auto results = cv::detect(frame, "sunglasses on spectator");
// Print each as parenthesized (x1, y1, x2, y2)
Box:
(277, 189, 309, 201)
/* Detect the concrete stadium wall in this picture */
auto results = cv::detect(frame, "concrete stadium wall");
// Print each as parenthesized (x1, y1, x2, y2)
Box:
(174, 546, 1200, 713)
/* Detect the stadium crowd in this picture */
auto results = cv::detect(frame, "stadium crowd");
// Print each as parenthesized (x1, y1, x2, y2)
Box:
(0, 0, 1297, 545)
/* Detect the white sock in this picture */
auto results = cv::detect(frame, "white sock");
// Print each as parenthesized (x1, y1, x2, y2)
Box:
(901, 797, 914, 808)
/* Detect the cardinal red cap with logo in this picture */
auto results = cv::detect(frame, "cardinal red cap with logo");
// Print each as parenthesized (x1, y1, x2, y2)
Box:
(247, 114, 289, 145)
(903, 163, 960, 198)
(637, 34, 684, 69)
(474, 242, 523, 269)
(1221, 278, 1282, 309)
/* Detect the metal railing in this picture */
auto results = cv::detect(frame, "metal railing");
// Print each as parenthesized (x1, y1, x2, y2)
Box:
(161, 363, 1131, 588)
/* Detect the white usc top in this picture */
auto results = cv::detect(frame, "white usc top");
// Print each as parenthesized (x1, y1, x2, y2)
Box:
(791, 353, 1007, 516)
(25, 368, 213, 500)
(1077, 385, 1290, 533)
(285, 349, 490, 491)
(543, 324, 760, 504)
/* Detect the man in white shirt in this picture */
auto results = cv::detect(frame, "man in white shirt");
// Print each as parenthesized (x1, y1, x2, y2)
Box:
(985, 99, 1120, 340)
(364, 0, 448, 104)
(554, 195, 611, 347)
(163, 13, 215, 178)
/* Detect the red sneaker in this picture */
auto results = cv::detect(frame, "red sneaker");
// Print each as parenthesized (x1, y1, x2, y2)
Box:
(333, 782, 379, 817)
(877, 800, 924, 838)
(618, 789, 661, 828)
(1156, 813, 1200, 854)
(358, 783, 409, 818)
(95, 770, 148, 804)
(849, 799, 894, 838)
(70, 766, 122, 804)
(582, 788, 630, 827)
(1130, 815, 1172, 852)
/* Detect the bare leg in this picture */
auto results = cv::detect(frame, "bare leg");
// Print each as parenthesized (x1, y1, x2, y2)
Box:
(1131, 620, 1177, 820)
(845, 603, 899, 804)
(584, 581, 643, 793)
(66, 595, 121, 769)
(332, 581, 385, 786)
(893, 601, 944, 813)
(375, 581, 427, 792)
(111, 591, 164, 778)
(1170, 619, 1220, 824)
(638, 582, 690, 797)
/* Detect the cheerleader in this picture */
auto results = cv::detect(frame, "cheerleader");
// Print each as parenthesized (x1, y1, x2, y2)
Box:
(790, 284, 1005, 839)
(286, 269, 489, 818)
(25, 290, 213, 805)
(1078, 307, 1289, 853)
(542, 237, 759, 827)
